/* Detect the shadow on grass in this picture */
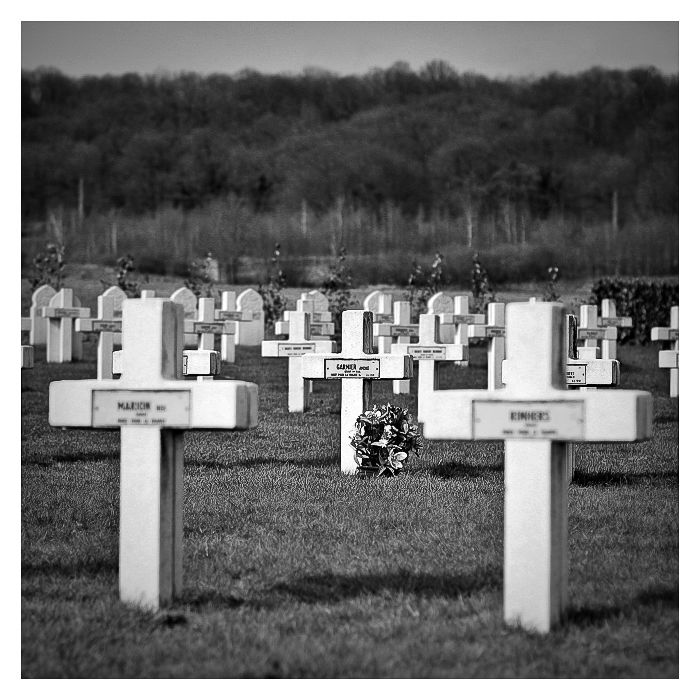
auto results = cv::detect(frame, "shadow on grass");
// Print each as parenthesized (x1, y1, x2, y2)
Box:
(567, 583, 678, 627)
(420, 460, 502, 480)
(267, 567, 500, 604)
(572, 470, 678, 488)
(192, 456, 338, 471)
(22, 556, 118, 578)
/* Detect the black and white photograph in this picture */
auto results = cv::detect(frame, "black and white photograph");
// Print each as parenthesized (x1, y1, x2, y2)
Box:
(17, 9, 682, 681)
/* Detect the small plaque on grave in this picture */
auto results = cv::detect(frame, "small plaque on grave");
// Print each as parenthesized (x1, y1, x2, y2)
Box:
(93, 320, 122, 333)
(324, 359, 380, 378)
(50, 308, 82, 318)
(217, 310, 245, 321)
(374, 314, 393, 323)
(408, 346, 447, 360)
(454, 314, 481, 324)
(390, 326, 419, 337)
(192, 322, 223, 334)
(279, 342, 317, 357)
(92, 390, 191, 428)
(600, 318, 632, 327)
(472, 400, 584, 439)
(566, 365, 587, 385)
(578, 328, 605, 340)
(486, 327, 506, 337)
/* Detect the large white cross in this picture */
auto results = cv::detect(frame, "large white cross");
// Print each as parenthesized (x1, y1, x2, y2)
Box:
(74, 286, 127, 379)
(467, 302, 506, 390)
(41, 289, 90, 363)
(651, 305, 679, 397)
(578, 304, 617, 360)
(301, 310, 413, 474)
(262, 310, 336, 412)
(48, 299, 258, 610)
(420, 302, 652, 633)
(599, 299, 632, 361)
(392, 313, 468, 423)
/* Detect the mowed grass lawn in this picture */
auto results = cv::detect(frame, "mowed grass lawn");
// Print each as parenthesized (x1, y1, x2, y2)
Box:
(21, 336, 678, 678)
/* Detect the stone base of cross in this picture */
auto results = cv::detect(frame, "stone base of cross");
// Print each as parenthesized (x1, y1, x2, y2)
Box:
(651, 306, 679, 397)
(49, 300, 258, 610)
(420, 302, 652, 633)
(301, 310, 412, 474)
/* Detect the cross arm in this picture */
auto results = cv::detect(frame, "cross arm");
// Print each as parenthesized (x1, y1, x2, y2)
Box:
(215, 310, 253, 322)
(468, 325, 506, 338)
(651, 327, 678, 341)
(374, 323, 419, 338)
(41, 307, 90, 319)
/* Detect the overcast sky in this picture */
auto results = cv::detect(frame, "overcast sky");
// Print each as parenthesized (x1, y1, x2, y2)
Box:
(21, 21, 678, 79)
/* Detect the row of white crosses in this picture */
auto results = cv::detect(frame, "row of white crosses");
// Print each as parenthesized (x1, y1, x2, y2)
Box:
(421, 301, 653, 632)
(49, 299, 259, 610)
(651, 306, 679, 397)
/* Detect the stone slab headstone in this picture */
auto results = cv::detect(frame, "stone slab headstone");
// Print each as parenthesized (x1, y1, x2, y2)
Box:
(301, 310, 413, 474)
(41, 289, 90, 363)
(427, 292, 454, 343)
(420, 302, 652, 633)
(49, 299, 258, 610)
(235, 288, 264, 346)
(170, 287, 199, 348)
(28, 284, 57, 346)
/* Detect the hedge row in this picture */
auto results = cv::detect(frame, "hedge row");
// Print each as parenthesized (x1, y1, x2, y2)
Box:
(588, 278, 678, 344)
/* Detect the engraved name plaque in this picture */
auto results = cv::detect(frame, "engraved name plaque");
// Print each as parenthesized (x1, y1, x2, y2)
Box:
(390, 326, 419, 337)
(324, 359, 380, 379)
(472, 400, 585, 440)
(279, 342, 316, 357)
(566, 365, 587, 385)
(93, 321, 122, 332)
(92, 390, 191, 428)
(408, 346, 447, 360)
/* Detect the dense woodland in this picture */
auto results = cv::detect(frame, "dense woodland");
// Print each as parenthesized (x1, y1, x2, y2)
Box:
(21, 62, 678, 283)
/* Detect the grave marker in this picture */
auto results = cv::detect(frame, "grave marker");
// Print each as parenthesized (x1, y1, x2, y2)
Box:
(216, 291, 252, 363)
(420, 302, 652, 633)
(651, 306, 679, 397)
(49, 299, 258, 610)
(392, 313, 468, 423)
(75, 286, 127, 379)
(363, 291, 394, 351)
(262, 310, 336, 412)
(235, 288, 264, 345)
(28, 284, 56, 346)
(427, 292, 454, 343)
(390, 301, 413, 395)
(301, 310, 412, 474)
(183, 297, 236, 376)
(578, 304, 617, 360)
(467, 302, 506, 390)
(439, 295, 484, 367)
(41, 289, 90, 363)
(276, 298, 335, 339)
(598, 299, 632, 360)
(113, 348, 221, 379)
(170, 287, 199, 347)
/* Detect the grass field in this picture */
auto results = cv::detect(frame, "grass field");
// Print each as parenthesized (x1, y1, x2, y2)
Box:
(20, 311, 678, 678)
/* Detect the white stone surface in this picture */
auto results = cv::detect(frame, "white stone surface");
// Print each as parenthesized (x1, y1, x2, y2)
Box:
(262, 310, 336, 412)
(427, 292, 454, 343)
(391, 301, 413, 395)
(420, 302, 653, 633)
(651, 305, 679, 397)
(235, 288, 264, 345)
(466, 302, 506, 390)
(28, 284, 56, 346)
(364, 291, 394, 352)
(49, 299, 258, 610)
(301, 310, 412, 474)
(170, 287, 199, 347)
(41, 289, 90, 363)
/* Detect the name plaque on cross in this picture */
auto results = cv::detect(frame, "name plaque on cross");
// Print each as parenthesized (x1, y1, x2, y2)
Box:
(92, 320, 122, 333)
(191, 322, 228, 334)
(472, 400, 585, 440)
(46, 307, 85, 318)
(324, 359, 380, 378)
(577, 328, 609, 340)
(566, 365, 586, 384)
(390, 326, 419, 337)
(216, 310, 247, 321)
(279, 342, 316, 356)
(92, 390, 191, 427)
(407, 346, 447, 359)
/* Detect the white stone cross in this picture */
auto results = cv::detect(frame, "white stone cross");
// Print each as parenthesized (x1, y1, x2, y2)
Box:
(578, 304, 617, 360)
(49, 299, 258, 610)
(467, 302, 506, 390)
(26, 284, 56, 346)
(183, 297, 237, 374)
(389, 301, 414, 395)
(41, 289, 90, 363)
(392, 313, 468, 423)
(439, 294, 485, 367)
(427, 292, 454, 343)
(215, 291, 252, 363)
(234, 288, 264, 345)
(301, 310, 413, 474)
(420, 302, 652, 633)
(363, 291, 394, 352)
(74, 286, 128, 379)
(598, 299, 632, 360)
(651, 305, 679, 397)
(262, 310, 336, 412)
(276, 299, 335, 339)
(170, 287, 199, 347)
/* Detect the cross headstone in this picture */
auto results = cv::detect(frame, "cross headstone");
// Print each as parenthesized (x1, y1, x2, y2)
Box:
(427, 292, 454, 343)
(301, 310, 413, 474)
(420, 302, 652, 633)
(216, 291, 252, 363)
(74, 286, 127, 379)
(183, 297, 236, 377)
(392, 313, 468, 423)
(438, 294, 484, 368)
(113, 348, 222, 380)
(598, 299, 632, 360)
(390, 301, 414, 395)
(49, 299, 258, 610)
(41, 289, 90, 363)
(262, 310, 336, 412)
(170, 287, 199, 348)
(363, 291, 394, 352)
(235, 288, 264, 345)
(27, 284, 56, 346)
(578, 304, 617, 360)
(651, 305, 679, 397)
(276, 299, 335, 339)
(467, 302, 506, 390)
